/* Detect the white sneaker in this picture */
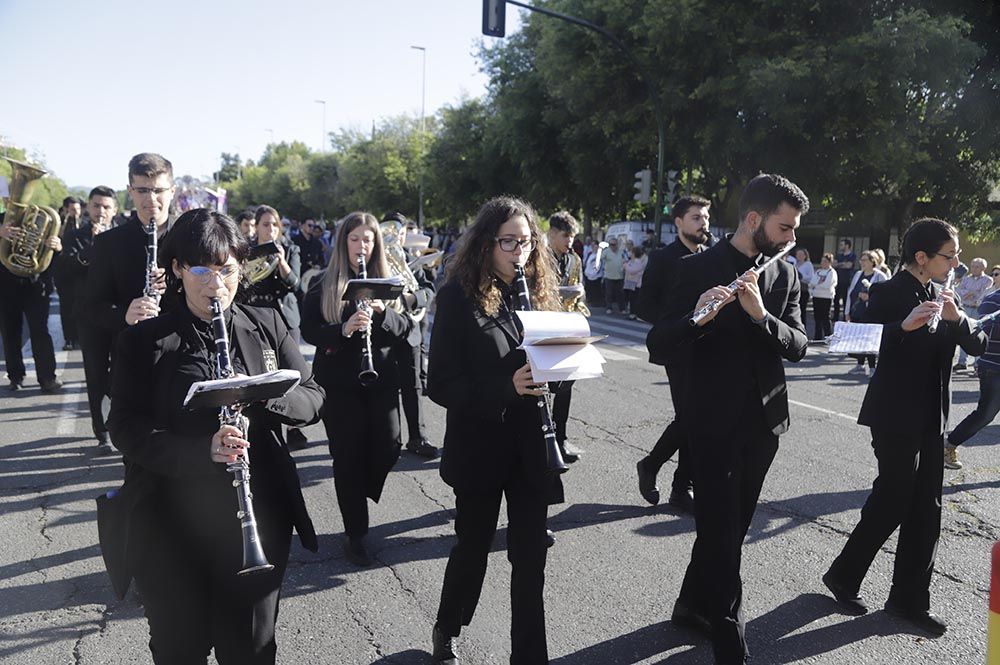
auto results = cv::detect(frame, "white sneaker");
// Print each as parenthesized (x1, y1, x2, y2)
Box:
(848, 365, 866, 375)
(866, 366, 876, 378)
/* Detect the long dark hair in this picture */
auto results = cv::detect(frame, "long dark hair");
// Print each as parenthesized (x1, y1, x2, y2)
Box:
(160, 208, 249, 298)
(446, 196, 559, 315)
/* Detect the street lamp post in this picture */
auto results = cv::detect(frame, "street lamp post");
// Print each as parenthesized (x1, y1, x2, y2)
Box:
(410, 45, 426, 227)
(314, 100, 327, 153)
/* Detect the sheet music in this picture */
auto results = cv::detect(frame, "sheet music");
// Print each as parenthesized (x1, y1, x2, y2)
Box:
(827, 322, 883, 355)
(515, 311, 606, 381)
(183, 369, 301, 408)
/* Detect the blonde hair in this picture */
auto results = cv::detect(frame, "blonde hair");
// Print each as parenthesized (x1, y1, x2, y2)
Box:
(320, 212, 394, 323)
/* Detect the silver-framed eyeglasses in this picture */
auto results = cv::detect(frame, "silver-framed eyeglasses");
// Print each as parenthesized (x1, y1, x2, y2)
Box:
(495, 237, 536, 252)
(130, 186, 172, 196)
(185, 265, 241, 284)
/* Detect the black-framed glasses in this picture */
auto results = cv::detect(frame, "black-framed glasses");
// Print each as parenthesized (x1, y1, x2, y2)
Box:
(495, 237, 536, 252)
(130, 186, 172, 196)
(184, 265, 241, 284)
(933, 249, 962, 261)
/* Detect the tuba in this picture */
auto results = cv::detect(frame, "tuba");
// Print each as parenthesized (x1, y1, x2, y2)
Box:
(0, 158, 62, 277)
(380, 220, 427, 322)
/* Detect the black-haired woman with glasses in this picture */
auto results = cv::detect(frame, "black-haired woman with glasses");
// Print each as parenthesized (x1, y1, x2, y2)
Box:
(107, 208, 324, 664)
(823, 218, 986, 637)
(427, 196, 562, 664)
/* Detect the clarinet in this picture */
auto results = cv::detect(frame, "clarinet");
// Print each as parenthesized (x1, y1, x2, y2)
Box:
(689, 242, 795, 326)
(356, 253, 379, 386)
(927, 268, 954, 334)
(143, 218, 160, 305)
(209, 297, 274, 576)
(513, 265, 569, 475)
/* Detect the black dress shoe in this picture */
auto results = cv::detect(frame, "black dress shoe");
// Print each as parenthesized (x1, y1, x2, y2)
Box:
(822, 570, 868, 615)
(671, 599, 712, 636)
(558, 440, 581, 463)
(432, 625, 458, 663)
(636, 459, 660, 505)
(40, 378, 63, 393)
(545, 529, 555, 548)
(883, 601, 947, 636)
(286, 428, 308, 450)
(406, 437, 440, 458)
(343, 536, 372, 567)
(668, 487, 695, 514)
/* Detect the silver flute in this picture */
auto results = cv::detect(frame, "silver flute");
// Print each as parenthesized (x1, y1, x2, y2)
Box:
(209, 297, 274, 576)
(927, 268, 955, 334)
(688, 242, 795, 326)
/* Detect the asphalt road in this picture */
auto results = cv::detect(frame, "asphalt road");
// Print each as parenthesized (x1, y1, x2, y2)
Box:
(1, 304, 997, 664)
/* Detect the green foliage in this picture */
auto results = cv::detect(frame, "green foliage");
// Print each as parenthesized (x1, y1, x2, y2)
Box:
(0, 145, 71, 212)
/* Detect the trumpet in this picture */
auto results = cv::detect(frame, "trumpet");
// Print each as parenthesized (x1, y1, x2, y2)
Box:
(208, 297, 274, 576)
(927, 268, 954, 334)
(356, 253, 378, 386)
(513, 264, 569, 475)
(688, 242, 795, 326)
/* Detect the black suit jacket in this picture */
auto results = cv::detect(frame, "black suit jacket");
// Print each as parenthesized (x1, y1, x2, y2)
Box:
(106, 302, 324, 591)
(857, 270, 987, 437)
(646, 237, 808, 437)
(639, 239, 696, 365)
(427, 281, 559, 495)
(83, 214, 158, 334)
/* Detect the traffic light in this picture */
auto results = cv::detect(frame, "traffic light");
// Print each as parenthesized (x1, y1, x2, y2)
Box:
(633, 169, 651, 204)
(666, 169, 679, 202)
(483, 0, 506, 37)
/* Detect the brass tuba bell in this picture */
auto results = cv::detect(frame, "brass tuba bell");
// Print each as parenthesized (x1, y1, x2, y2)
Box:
(0, 158, 62, 277)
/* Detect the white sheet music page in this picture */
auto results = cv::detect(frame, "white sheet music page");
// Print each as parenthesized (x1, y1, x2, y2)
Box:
(827, 321, 884, 355)
(515, 311, 607, 382)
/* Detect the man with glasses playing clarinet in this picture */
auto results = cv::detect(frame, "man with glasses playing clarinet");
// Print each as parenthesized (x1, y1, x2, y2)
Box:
(83, 153, 175, 447)
(647, 174, 809, 665)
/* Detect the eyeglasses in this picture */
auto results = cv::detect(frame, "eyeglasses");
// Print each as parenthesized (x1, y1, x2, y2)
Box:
(184, 265, 241, 284)
(495, 237, 536, 252)
(993, 272, 1000, 277)
(130, 186, 172, 196)
(933, 249, 962, 261)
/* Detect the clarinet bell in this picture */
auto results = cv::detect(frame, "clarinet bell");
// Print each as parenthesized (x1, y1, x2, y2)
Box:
(359, 367, 379, 387)
(238, 534, 275, 576)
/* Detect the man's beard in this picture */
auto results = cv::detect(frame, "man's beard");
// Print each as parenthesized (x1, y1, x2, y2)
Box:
(751, 223, 782, 256)
(681, 228, 708, 247)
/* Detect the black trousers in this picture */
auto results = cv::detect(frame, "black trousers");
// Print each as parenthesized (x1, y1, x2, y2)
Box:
(812, 297, 833, 340)
(322, 384, 401, 538)
(55, 274, 79, 344)
(78, 322, 113, 436)
(394, 338, 428, 442)
(645, 367, 693, 492)
(677, 405, 778, 664)
(131, 480, 293, 665)
(436, 477, 549, 664)
(828, 428, 944, 612)
(833, 280, 849, 321)
(551, 380, 574, 444)
(0, 277, 56, 383)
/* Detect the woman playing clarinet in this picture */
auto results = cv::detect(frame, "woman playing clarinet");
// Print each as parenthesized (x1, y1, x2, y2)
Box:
(428, 196, 562, 664)
(823, 218, 987, 635)
(107, 209, 324, 664)
(300, 211, 413, 567)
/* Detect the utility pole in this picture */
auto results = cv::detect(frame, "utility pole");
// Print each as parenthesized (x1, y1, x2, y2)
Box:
(411, 45, 427, 227)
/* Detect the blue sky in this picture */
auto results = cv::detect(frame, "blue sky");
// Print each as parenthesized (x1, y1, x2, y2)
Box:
(0, 0, 523, 190)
